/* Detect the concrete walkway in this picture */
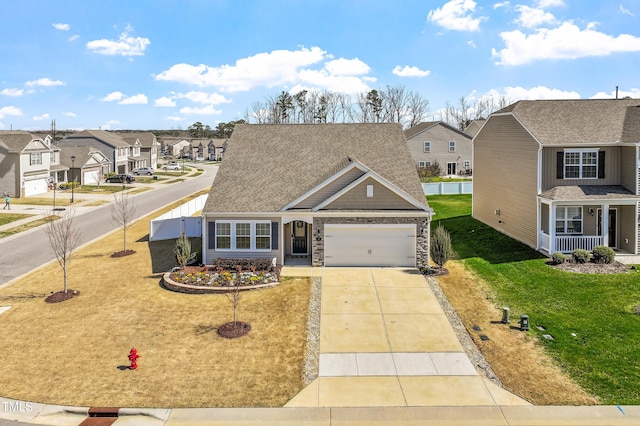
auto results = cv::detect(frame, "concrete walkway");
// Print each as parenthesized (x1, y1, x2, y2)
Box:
(284, 267, 529, 408)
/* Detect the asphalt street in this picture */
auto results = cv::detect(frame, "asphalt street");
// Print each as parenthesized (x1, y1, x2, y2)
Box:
(0, 164, 218, 287)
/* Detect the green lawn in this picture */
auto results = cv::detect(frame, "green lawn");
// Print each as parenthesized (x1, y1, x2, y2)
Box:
(0, 213, 33, 226)
(427, 194, 640, 404)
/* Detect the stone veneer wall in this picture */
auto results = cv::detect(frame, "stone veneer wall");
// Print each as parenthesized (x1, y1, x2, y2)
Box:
(312, 216, 430, 267)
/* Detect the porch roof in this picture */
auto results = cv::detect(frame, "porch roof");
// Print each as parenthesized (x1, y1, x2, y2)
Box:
(540, 185, 640, 201)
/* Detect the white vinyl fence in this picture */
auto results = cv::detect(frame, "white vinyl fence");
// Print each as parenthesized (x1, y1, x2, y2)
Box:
(149, 194, 207, 241)
(423, 181, 473, 195)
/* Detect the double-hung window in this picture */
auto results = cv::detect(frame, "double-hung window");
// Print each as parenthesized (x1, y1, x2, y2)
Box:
(564, 149, 597, 179)
(423, 141, 431, 152)
(449, 141, 455, 152)
(556, 206, 582, 234)
(215, 220, 271, 251)
(30, 152, 42, 165)
(418, 161, 431, 168)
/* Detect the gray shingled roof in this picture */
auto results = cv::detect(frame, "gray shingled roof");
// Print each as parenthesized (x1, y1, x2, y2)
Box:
(66, 130, 131, 147)
(404, 121, 471, 140)
(59, 146, 110, 167)
(0, 131, 38, 152)
(495, 99, 640, 145)
(204, 123, 428, 213)
(118, 132, 157, 147)
(540, 185, 640, 200)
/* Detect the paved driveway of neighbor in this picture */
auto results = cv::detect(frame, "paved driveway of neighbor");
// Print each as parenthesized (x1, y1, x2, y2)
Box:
(284, 267, 529, 408)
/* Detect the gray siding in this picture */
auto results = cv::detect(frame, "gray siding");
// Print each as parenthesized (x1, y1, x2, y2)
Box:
(204, 216, 281, 264)
(0, 149, 19, 197)
(407, 125, 472, 172)
(620, 146, 636, 193)
(473, 115, 539, 248)
(324, 177, 419, 210)
(542, 146, 621, 191)
(294, 167, 364, 209)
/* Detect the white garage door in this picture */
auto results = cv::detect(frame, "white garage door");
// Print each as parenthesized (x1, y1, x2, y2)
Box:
(324, 224, 416, 267)
(83, 170, 99, 185)
(24, 178, 48, 197)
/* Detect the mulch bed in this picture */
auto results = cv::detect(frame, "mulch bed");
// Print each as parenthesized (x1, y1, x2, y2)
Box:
(422, 267, 449, 277)
(549, 261, 630, 274)
(217, 321, 251, 339)
(110, 250, 136, 258)
(45, 290, 80, 304)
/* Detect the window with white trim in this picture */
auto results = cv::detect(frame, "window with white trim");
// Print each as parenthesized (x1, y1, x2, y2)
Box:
(215, 220, 271, 251)
(448, 141, 455, 152)
(556, 206, 582, 234)
(418, 161, 431, 168)
(463, 160, 470, 169)
(423, 141, 431, 152)
(564, 149, 597, 179)
(29, 152, 42, 165)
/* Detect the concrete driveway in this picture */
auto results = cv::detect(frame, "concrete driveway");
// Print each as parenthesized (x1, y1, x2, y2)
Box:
(283, 267, 529, 408)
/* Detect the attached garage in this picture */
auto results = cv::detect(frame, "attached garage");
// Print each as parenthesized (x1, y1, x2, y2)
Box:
(324, 224, 416, 267)
(83, 170, 99, 185)
(23, 178, 48, 197)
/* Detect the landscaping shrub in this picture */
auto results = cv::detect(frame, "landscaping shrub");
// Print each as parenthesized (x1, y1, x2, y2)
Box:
(212, 258, 275, 272)
(551, 252, 566, 264)
(572, 249, 591, 264)
(592, 245, 616, 264)
(430, 222, 453, 268)
(58, 182, 79, 190)
(174, 233, 196, 268)
(417, 161, 442, 182)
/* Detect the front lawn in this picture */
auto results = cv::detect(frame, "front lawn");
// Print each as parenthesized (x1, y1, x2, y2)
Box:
(428, 195, 640, 404)
(0, 213, 33, 226)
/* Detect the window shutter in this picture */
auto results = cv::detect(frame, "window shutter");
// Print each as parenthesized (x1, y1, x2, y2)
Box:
(208, 221, 215, 249)
(271, 222, 278, 250)
(556, 152, 564, 179)
(598, 151, 605, 179)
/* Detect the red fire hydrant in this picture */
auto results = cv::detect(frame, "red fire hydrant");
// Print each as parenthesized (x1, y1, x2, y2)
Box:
(128, 348, 140, 370)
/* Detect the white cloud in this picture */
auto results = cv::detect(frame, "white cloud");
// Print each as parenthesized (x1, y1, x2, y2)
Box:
(589, 88, 640, 98)
(155, 96, 176, 107)
(483, 86, 580, 101)
(176, 91, 231, 105)
(1, 88, 24, 97)
(86, 25, 150, 57)
(53, 23, 70, 31)
(467, 40, 477, 47)
(155, 46, 328, 92)
(101, 91, 124, 102)
(64, 112, 77, 117)
(100, 120, 121, 130)
(119, 94, 148, 105)
(295, 70, 371, 94)
(514, 5, 556, 28)
(25, 78, 66, 87)
(492, 22, 640, 65)
(179, 105, 222, 115)
(493, 1, 509, 9)
(619, 5, 635, 17)
(535, 0, 564, 8)
(165, 116, 184, 122)
(69, 34, 79, 42)
(0, 106, 23, 118)
(392, 65, 431, 77)
(33, 113, 50, 121)
(324, 58, 370, 76)
(427, 0, 487, 32)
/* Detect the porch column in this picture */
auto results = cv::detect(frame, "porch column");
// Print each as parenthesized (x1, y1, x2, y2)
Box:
(601, 203, 610, 248)
(549, 202, 556, 253)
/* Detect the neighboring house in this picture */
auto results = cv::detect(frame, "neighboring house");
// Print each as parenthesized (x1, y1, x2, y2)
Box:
(46, 135, 70, 187)
(207, 138, 229, 161)
(160, 138, 192, 157)
(58, 130, 134, 174)
(405, 121, 473, 175)
(463, 119, 486, 137)
(188, 138, 210, 160)
(473, 99, 640, 256)
(120, 132, 160, 169)
(59, 146, 111, 185)
(202, 123, 433, 267)
(0, 131, 52, 197)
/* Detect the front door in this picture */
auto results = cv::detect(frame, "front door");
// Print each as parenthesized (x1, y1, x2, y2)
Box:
(597, 208, 617, 248)
(292, 221, 308, 255)
(447, 162, 457, 175)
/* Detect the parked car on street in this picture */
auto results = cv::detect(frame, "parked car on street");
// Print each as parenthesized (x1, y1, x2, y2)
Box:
(162, 163, 180, 171)
(106, 174, 135, 183)
(133, 167, 154, 175)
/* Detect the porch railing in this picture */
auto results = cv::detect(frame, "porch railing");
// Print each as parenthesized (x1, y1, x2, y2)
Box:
(555, 236, 603, 253)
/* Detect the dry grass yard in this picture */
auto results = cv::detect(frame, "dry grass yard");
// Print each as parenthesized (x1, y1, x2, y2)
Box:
(0, 197, 312, 408)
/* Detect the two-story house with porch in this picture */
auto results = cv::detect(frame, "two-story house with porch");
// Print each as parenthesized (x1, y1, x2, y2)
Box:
(473, 99, 640, 256)
(58, 130, 134, 174)
(0, 131, 53, 197)
(119, 132, 159, 169)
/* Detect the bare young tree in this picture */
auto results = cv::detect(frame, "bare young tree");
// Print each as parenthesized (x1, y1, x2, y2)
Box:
(407, 90, 430, 128)
(44, 207, 81, 294)
(111, 190, 137, 255)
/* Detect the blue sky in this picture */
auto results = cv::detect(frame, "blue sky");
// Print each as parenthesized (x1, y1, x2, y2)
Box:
(1, 0, 639, 131)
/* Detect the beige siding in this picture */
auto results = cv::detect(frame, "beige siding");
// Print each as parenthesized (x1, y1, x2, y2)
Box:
(406, 125, 472, 172)
(324, 177, 419, 210)
(541, 146, 621, 191)
(620, 146, 636, 193)
(619, 205, 636, 254)
(0, 150, 20, 197)
(473, 115, 539, 248)
(294, 167, 364, 209)
(204, 216, 281, 264)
